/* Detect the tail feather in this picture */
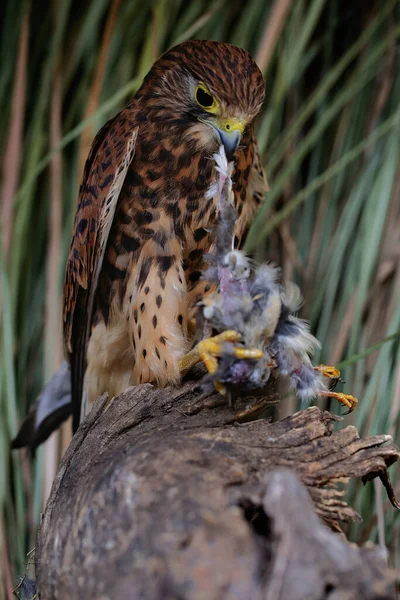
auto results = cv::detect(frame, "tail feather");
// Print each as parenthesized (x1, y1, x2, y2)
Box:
(11, 361, 71, 450)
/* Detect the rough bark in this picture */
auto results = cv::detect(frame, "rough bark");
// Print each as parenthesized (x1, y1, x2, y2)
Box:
(36, 379, 399, 600)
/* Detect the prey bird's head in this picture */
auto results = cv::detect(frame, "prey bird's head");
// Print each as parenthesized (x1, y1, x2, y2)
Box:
(137, 40, 265, 157)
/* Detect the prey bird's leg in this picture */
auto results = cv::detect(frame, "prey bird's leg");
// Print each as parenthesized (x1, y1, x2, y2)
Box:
(319, 390, 358, 414)
(315, 364, 357, 413)
(314, 364, 342, 387)
(314, 364, 341, 379)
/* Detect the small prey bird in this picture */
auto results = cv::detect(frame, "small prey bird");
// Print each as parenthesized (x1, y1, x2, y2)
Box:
(192, 146, 357, 412)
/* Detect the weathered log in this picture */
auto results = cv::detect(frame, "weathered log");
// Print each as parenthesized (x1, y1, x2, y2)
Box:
(36, 379, 399, 599)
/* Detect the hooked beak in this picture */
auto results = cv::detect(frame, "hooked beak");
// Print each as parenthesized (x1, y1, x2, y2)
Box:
(215, 129, 241, 158)
(207, 118, 245, 158)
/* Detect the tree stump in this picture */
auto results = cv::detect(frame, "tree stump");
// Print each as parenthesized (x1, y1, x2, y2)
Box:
(36, 379, 399, 599)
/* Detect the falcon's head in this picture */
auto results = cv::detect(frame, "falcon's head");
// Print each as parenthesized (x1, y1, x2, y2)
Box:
(137, 40, 265, 157)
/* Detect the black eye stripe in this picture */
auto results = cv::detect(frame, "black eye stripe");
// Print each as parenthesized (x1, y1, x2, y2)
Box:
(196, 87, 214, 108)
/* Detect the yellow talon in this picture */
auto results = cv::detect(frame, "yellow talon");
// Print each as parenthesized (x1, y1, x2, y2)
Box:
(197, 332, 262, 374)
(197, 339, 220, 374)
(233, 347, 263, 360)
(211, 330, 243, 344)
(179, 330, 263, 395)
(319, 390, 358, 414)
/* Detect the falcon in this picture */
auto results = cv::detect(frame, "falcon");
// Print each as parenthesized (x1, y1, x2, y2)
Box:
(64, 40, 268, 431)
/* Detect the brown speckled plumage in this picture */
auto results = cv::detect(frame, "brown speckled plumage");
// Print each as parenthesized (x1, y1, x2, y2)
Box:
(63, 40, 267, 430)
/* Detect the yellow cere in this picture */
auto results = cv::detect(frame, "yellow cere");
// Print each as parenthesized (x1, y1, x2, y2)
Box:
(214, 117, 245, 134)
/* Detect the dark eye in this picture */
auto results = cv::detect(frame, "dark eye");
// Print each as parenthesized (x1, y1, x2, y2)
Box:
(195, 86, 215, 109)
